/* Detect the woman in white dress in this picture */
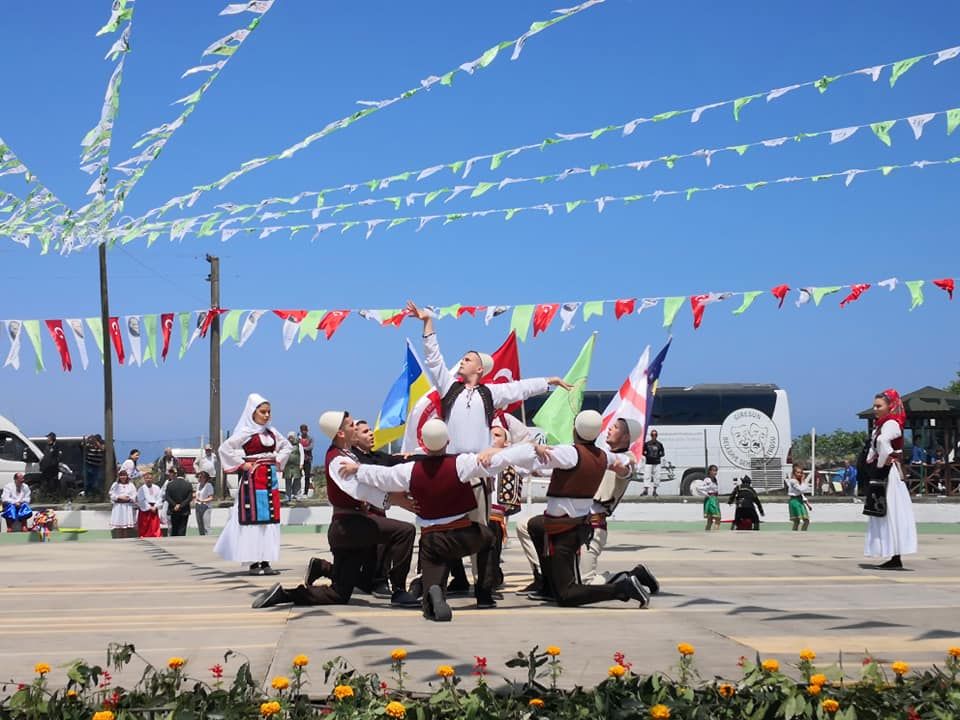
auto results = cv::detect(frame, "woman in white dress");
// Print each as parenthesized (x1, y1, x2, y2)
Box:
(864, 388, 917, 569)
(109, 469, 138, 539)
(214, 393, 292, 575)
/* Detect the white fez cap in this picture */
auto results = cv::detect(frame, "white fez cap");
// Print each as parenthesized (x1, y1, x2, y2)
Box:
(421, 419, 449, 452)
(620, 418, 644, 444)
(478, 352, 494, 376)
(574, 410, 603, 442)
(319, 411, 346, 440)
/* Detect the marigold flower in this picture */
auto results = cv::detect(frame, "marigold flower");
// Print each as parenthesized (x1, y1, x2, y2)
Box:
(608, 664, 627, 678)
(93, 711, 115, 720)
(528, 698, 545, 708)
(891, 661, 910, 676)
(271, 677, 290, 691)
(761, 659, 780, 673)
(649, 704, 671, 720)
(810, 674, 828, 686)
(807, 684, 822, 696)
(333, 685, 354, 700)
(390, 648, 407, 662)
(718, 683, 735, 699)
(949, 647, 960, 659)
(545, 646, 561, 657)
(167, 657, 185, 670)
(259, 701, 281, 717)
(292, 654, 309, 668)
(34, 662, 52, 676)
(821, 699, 840, 714)
(676, 643, 695, 657)
(385, 700, 406, 718)
(799, 649, 816, 662)
(436, 665, 455, 679)
(66, 690, 78, 699)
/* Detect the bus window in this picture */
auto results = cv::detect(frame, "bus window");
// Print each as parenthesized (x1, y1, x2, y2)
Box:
(719, 391, 776, 418)
(651, 392, 723, 426)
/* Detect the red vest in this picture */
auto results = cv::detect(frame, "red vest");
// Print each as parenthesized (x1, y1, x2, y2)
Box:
(547, 444, 607, 499)
(409, 455, 477, 520)
(325, 445, 364, 511)
(242, 431, 277, 456)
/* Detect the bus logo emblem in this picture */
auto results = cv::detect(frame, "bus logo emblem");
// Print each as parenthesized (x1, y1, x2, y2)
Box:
(719, 408, 780, 469)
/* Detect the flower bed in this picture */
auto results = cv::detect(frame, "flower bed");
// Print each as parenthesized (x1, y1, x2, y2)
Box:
(3, 642, 959, 719)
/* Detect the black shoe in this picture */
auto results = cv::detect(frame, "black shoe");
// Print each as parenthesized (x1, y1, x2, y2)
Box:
(408, 576, 423, 599)
(615, 576, 650, 608)
(475, 589, 497, 609)
(640, 489, 649, 497)
(390, 590, 421, 608)
(652, 489, 658, 497)
(372, 582, 393, 599)
(249, 562, 264, 576)
(877, 556, 904, 570)
(527, 590, 555, 602)
(252, 583, 288, 609)
(424, 585, 452, 622)
(520, 570, 542, 593)
(304, 557, 331, 586)
(495, 568, 505, 589)
(446, 579, 471, 597)
(631, 563, 660, 594)
(260, 563, 280, 576)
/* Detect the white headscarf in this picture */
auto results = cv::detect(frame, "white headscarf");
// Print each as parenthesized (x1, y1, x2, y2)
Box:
(230, 392, 274, 440)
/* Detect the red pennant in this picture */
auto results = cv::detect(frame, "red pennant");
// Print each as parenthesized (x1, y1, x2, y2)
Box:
(108, 316, 125, 365)
(481, 331, 522, 413)
(840, 284, 871, 307)
(272, 309, 308, 323)
(532, 303, 560, 336)
(933, 278, 955, 300)
(160, 313, 174, 361)
(457, 306, 477, 318)
(382, 309, 410, 327)
(771, 284, 790, 308)
(318, 310, 350, 340)
(200, 308, 228, 337)
(44, 320, 72, 372)
(690, 294, 710, 329)
(614, 298, 636, 319)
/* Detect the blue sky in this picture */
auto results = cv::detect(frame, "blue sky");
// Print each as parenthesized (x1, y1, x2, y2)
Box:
(1, 0, 958, 452)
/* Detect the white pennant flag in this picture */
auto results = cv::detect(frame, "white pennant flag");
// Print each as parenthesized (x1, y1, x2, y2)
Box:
(933, 47, 960, 65)
(559, 302, 581, 331)
(907, 113, 935, 140)
(416, 165, 444, 181)
(637, 298, 659, 313)
(857, 65, 883, 82)
(220, 1, 273, 15)
(622, 118, 646, 135)
(691, 101, 724, 122)
(237, 310, 266, 347)
(66, 319, 89, 370)
(766, 84, 801, 101)
(878, 277, 899, 292)
(830, 127, 859, 144)
(126, 316, 143, 366)
(761, 137, 788, 148)
(281, 317, 299, 351)
(796, 288, 813, 307)
(4, 320, 22, 370)
(484, 306, 510, 325)
(187, 311, 208, 351)
(844, 169, 864, 186)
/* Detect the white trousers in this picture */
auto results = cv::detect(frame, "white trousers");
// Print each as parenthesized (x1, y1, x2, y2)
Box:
(515, 516, 540, 573)
(644, 464, 660, 490)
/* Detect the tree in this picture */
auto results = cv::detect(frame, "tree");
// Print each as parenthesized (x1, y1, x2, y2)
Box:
(946, 370, 960, 395)
(791, 429, 869, 466)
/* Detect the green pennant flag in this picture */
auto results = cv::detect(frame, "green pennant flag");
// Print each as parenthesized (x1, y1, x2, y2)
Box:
(143, 314, 159, 366)
(947, 108, 960, 136)
(22, 319, 44, 372)
(906, 280, 925, 310)
(221, 309, 244, 345)
(471, 182, 495, 198)
(490, 151, 508, 170)
(178, 312, 191, 360)
(732, 291, 763, 315)
(532, 333, 596, 444)
(662, 297, 684, 328)
(582, 300, 604, 321)
(889, 56, 922, 87)
(733, 95, 758, 121)
(565, 200, 582, 213)
(439, 304, 462, 319)
(85, 318, 104, 362)
(298, 310, 326, 342)
(812, 286, 842, 306)
(814, 74, 838, 93)
(510, 304, 535, 342)
(870, 120, 895, 147)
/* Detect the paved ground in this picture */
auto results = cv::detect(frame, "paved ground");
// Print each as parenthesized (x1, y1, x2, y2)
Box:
(5, 525, 960, 694)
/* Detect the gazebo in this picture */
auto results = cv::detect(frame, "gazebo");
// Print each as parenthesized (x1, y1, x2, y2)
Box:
(857, 385, 960, 495)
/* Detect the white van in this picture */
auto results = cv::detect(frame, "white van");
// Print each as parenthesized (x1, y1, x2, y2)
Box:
(0, 415, 44, 488)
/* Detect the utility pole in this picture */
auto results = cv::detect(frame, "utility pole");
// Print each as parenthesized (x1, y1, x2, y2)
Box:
(206, 254, 223, 497)
(98, 243, 116, 494)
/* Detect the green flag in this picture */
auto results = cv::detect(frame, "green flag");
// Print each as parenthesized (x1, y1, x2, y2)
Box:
(871, 120, 895, 147)
(221, 309, 244, 344)
(732, 291, 763, 315)
(439, 304, 462, 319)
(178, 312, 191, 359)
(889, 56, 922, 87)
(85, 318, 104, 362)
(662, 297, 684, 328)
(297, 310, 326, 342)
(812, 286, 842, 306)
(733, 95, 758, 122)
(582, 301, 604, 321)
(22, 319, 44, 372)
(947, 108, 960, 136)
(510, 305, 535, 342)
(533, 333, 596, 444)
(143, 314, 159, 366)
(906, 280, 925, 310)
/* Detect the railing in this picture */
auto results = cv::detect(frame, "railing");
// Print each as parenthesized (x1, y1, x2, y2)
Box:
(902, 462, 960, 496)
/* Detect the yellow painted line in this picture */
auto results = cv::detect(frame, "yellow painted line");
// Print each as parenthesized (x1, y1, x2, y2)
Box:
(727, 635, 960, 653)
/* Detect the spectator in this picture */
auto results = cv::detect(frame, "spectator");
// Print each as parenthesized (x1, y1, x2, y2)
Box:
(910, 444, 927, 465)
(842, 459, 858, 496)
(196, 444, 218, 480)
(153, 448, 183, 479)
(195, 471, 214, 536)
(158, 468, 175, 536)
(1, 472, 32, 532)
(283, 431, 304, 499)
(135, 471, 162, 538)
(109, 469, 138, 539)
(120, 449, 142, 485)
(38, 432, 61, 498)
(83, 434, 105, 498)
(299, 424, 314, 497)
(641, 429, 665, 497)
(164, 470, 193, 536)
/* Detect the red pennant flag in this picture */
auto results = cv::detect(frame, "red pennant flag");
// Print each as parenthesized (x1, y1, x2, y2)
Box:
(108, 316, 125, 365)
(614, 298, 636, 319)
(457, 306, 478, 318)
(771, 284, 790, 308)
(382, 309, 410, 327)
(199, 308, 227, 337)
(840, 284, 871, 308)
(933, 278, 955, 299)
(690, 294, 710, 329)
(318, 310, 350, 340)
(532, 303, 560, 336)
(44, 320, 72, 371)
(273, 309, 308, 323)
(481, 331, 522, 413)
(160, 313, 174, 361)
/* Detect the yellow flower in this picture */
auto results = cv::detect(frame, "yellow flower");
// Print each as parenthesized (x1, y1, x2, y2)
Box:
(545, 646, 561, 657)
(810, 674, 828, 687)
(436, 665, 455, 679)
(93, 712, 115, 720)
(949, 647, 960, 659)
(390, 648, 407, 662)
(385, 700, 406, 718)
(271, 677, 290, 691)
(676, 643, 695, 657)
(528, 698, 545, 708)
(799, 649, 816, 662)
(167, 657, 186, 670)
(66, 690, 78, 699)
(807, 684, 822, 696)
(761, 659, 780, 673)
(891, 661, 910, 676)
(608, 664, 627, 678)
(649, 704, 671, 720)
(34, 662, 52, 676)
(821, 699, 840, 714)
(259, 701, 282, 717)
(718, 683, 735, 699)
(333, 685, 354, 700)
(292, 654, 309, 668)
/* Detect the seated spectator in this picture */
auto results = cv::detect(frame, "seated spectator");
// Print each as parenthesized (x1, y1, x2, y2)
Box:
(910, 444, 927, 465)
(1, 473, 33, 532)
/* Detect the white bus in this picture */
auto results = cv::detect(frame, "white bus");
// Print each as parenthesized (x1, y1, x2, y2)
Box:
(522, 383, 792, 496)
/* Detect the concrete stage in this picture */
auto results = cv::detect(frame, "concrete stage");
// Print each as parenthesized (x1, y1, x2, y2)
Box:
(4, 525, 959, 693)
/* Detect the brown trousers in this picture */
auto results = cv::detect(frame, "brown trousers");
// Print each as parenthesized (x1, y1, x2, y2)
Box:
(419, 522, 495, 611)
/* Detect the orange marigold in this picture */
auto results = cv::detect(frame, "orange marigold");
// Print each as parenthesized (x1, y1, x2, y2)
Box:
(761, 659, 780, 673)
(333, 685, 354, 700)
(676, 643, 695, 657)
(891, 661, 910, 676)
(799, 649, 816, 662)
(807, 684, 822, 696)
(948, 647, 960, 659)
(528, 698, 545, 709)
(821, 699, 840, 714)
(718, 683, 735, 699)
(390, 648, 407, 662)
(270, 677, 290, 691)
(649, 704, 671, 720)
(66, 690, 78, 699)
(259, 701, 281, 717)
(436, 665, 455, 679)
(385, 700, 406, 718)
(545, 646, 561, 657)
(93, 712, 115, 720)
(167, 657, 185, 670)
(608, 664, 627, 678)
(810, 674, 828, 686)
(34, 662, 52, 676)
(292, 654, 309, 668)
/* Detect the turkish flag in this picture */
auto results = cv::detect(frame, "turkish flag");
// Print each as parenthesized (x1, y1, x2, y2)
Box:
(481, 330, 522, 413)
(690, 294, 710, 329)
(771, 284, 790, 308)
(318, 310, 350, 340)
(199, 308, 227, 337)
(840, 284, 871, 308)
(160, 313, 174, 361)
(532, 303, 560, 336)
(933, 278, 955, 300)
(615, 298, 636, 319)
(108, 316, 125, 365)
(382, 309, 411, 327)
(44, 320, 72, 372)
(457, 306, 478, 318)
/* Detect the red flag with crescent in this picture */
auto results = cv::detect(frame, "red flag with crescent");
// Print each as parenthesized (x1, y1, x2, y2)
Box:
(318, 310, 350, 340)
(44, 320, 72, 372)
(160, 313, 174, 360)
(108, 316, 125, 365)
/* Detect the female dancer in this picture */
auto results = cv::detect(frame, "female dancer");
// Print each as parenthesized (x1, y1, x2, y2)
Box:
(787, 464, 812, 531)
(699, 464, 721, 531)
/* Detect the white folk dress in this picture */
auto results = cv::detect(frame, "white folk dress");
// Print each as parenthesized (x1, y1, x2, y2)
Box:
(109, 481, 138, 529)
(864, 419, 918, 558)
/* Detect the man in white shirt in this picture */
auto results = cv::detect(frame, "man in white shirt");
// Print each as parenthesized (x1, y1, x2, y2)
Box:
(195, 445, 218, 479)
(2, 473, 32, 532)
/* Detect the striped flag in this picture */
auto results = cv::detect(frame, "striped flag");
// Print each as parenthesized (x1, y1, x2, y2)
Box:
(599, 339, 671, 456)
(373, 340, 433, 449)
